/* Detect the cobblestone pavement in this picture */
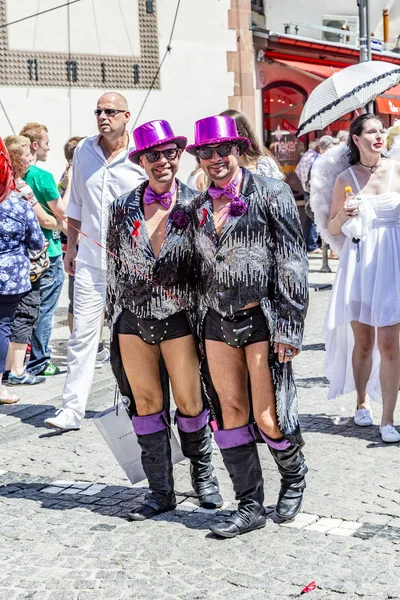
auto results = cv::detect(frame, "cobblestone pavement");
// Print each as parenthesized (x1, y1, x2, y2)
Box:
(0, 257, 399, 600)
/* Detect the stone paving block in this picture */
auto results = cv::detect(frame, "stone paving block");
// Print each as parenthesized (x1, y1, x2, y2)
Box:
(291, 512, 319, 525)
(52, 481, 75, 487)
(195, 507, 218, 514)
(60, 488, 82, 495)
(79, 485, 107, 496)
(41, 487, 63, 495)
(304, 523, 333, 533)
(176, 501, 198, 512)
(328, 527, 355, 537)
(338, 521, 362, 531)
(316, 517, 343, 529)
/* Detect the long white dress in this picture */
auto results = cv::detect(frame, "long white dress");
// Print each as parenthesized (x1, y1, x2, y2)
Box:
(323, 165, 400, 403)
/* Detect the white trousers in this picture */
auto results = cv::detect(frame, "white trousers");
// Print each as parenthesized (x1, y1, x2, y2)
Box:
(62, 263, 106, 421)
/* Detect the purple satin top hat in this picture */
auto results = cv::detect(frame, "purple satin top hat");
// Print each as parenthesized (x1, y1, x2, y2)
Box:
(186, 115, 251, 156)
(129, 120, 187, 164)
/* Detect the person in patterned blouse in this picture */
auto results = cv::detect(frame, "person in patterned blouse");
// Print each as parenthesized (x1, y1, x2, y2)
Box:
(188, 116, 309, 538)
(0, 139, 45, 404)
(107, 120, 222, 521)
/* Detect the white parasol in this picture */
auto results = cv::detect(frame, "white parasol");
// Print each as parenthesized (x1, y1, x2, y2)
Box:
(297, 60, 400, 137)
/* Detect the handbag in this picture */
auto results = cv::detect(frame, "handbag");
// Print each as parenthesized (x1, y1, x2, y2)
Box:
(93, 389, 185, 485)
(29, 243, 50, 282)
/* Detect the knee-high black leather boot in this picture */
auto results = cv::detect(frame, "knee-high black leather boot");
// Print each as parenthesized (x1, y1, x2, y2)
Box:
(268, 444, 307, 521)
(128, 410, 176, 521)
(176, 408, 223, 509)
(209, 425, 266, 539)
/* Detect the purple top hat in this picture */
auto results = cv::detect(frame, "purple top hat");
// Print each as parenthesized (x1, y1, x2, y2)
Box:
(186, 115, 251, 156)
(129, 120, 187, 164)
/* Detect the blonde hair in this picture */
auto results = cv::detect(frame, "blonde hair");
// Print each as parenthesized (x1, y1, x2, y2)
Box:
(4, 135, 31, 179)
(386, 125, 400, 151)
(19, 122, 48, 144)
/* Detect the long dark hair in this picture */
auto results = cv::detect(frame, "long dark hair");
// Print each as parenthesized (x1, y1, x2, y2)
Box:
(220, 109, 282, 170)
(348, 113, 385, 165)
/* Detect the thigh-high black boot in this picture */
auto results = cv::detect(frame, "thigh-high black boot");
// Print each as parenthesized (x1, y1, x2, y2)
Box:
(176, 408, 223, 509)
(209, 425, 266, 538)
(128, 410, 176, 521)
(267, 443, 307, 521)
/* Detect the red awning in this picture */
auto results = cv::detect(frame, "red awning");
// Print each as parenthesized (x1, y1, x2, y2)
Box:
(376, 84, 400, 115)
(273, 59, 342, 79)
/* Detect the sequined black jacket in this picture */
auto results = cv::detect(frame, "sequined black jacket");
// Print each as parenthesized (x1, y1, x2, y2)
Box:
(107, 179, 197, 327)
(193, 168, 309, 445)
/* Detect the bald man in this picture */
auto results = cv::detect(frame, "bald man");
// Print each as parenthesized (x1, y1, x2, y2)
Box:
(44, 92, 146, 431)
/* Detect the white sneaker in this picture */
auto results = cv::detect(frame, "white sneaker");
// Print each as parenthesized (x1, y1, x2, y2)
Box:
(354, 407, 373, 427)
(96, 347, 110, 363)
(380, 424, 400, 443)
(44, 409, 81, 431)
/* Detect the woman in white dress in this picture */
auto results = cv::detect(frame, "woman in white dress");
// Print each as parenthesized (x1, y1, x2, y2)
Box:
(220, 109, 284, 180)
(324, 114, 400, 443)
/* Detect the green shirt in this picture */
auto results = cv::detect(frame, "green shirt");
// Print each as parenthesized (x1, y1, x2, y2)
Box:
(23, 165, 62, 257)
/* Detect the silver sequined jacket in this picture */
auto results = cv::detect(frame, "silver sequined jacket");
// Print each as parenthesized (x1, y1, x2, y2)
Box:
(107, 179, 197, 328)
(193, 168, 309, 445)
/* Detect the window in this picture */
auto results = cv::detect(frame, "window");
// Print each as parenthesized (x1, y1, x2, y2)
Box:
(146, 0, 155, 14)
(251, 0, 264, 15)
(133, 64, 139, 84)
(27, 58, 38, 81)
(66, 60, 78, 83)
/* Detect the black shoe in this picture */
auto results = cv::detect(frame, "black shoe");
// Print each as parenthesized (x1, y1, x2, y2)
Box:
(177, 414, 223, 509)
(209, 440, 265, 539)
(268, 444, 308, 521)
(129, 428, 176, 522)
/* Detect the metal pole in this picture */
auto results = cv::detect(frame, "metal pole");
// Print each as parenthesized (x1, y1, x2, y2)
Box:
(358, 0, 369, 63)
(319, 241, 331, 273)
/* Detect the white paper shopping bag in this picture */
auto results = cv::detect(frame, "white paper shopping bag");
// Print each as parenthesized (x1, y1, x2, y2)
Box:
(93, 401, 185, 485)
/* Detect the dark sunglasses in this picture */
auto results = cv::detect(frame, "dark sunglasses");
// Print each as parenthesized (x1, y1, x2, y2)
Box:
(143, 148, 179, 163)
(196, 143, 236, 160)
(94, 108, 126, 117)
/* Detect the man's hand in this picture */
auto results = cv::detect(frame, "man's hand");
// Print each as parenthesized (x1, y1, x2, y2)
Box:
(64, 245, 78, 276)
(274, 342, 300, 364)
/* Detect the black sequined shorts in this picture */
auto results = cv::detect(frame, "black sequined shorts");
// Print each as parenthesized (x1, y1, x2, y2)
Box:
(116, 309, 192, 345)
(204, 305, 269, 348)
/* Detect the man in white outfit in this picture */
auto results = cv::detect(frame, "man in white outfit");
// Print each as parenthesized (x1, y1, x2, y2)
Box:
(44, 91, 146, 430)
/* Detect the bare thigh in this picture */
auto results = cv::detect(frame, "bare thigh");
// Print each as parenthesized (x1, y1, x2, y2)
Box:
(205, 340, 248, 429)
(160, 334, 202, 416)
(118, 334, 163, 416)
(245, 341, 281, 438)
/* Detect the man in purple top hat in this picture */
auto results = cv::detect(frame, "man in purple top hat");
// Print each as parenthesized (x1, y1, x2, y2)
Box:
(107, 119, 223, 521)
(187, 115, 309, 538)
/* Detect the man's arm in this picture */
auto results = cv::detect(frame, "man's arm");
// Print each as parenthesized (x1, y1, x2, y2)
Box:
(64, 218, 81, 276)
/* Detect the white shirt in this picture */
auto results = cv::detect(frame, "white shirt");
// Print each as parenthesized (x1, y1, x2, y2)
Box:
(67, 134, 146, 270)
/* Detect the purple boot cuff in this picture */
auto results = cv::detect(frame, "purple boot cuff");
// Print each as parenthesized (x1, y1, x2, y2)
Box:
(176, 408, 209, 433)
(214, 424, 255, 449)
(259, 428, 291, 450)
(132, 410, 168, 436)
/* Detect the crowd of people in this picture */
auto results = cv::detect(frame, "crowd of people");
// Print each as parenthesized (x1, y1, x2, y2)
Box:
(0, 91, 399, 539)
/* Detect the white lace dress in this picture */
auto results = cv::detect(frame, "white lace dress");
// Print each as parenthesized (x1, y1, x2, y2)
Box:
(323, 165, 400, 403)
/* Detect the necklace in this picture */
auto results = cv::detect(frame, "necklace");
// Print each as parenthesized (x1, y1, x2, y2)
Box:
(358, 158, 382, 173)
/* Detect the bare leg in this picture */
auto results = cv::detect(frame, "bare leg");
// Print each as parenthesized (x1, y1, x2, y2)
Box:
(377, 324, 400, 427)
(67, 312, 73, 334)
(118, 334, 163, 415)
(205, 340, 249, 428)
(160, 334, 202, 416)
(245, 341, 282, 439)
(350, 321, 375, 409)
(7, 342, 28, 377)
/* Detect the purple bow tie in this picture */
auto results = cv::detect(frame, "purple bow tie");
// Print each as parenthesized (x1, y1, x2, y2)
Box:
(208, 170, 241, 202)
(144, 182, 177, 209)
(208, 170, 247, 218)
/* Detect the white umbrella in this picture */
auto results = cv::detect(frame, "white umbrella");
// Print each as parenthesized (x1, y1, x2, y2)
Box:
(297, 60, 400, 137)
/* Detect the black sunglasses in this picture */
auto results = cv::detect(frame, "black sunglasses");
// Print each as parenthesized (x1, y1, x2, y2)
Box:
(196, 143, 236, 160)
(143, 148, 179, 163)
(94, 108, 126, 117)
